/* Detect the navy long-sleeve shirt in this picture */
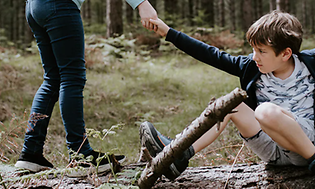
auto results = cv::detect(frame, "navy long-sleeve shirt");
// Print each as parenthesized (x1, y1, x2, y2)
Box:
(165, 28, 315, 115)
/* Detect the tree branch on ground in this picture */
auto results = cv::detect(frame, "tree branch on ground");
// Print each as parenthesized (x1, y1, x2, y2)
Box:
(138, 88, 248, 188)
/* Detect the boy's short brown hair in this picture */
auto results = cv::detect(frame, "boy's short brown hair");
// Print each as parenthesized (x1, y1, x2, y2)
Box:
(246, 10, 303, 56)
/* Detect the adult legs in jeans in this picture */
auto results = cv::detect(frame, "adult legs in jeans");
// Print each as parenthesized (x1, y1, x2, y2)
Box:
(22, 0, 92, 155)
(16, 0, 126, 174)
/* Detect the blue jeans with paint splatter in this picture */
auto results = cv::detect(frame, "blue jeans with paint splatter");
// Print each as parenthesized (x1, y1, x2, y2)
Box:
(23, 0, 92, 155)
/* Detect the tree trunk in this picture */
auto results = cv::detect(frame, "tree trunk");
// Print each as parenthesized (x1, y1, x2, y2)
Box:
(252, 0, 263, 21)
(125, 1, 134, 24)
(95, 0, 105, 24)
(229, 0, 236, 31)
(219, 0, 225, 27)
(81, 0, 91, 26)
(284, 0, 290, 12)
(0, 0, 3, 30)
(202, 0, 214, 27)
(18, 1, 25, 47)
(270, 0, 276, 11)
(302, 0, 307, 28)
(241, 0, 253, 32)
(311, 1, 315, 33)
(106, 0, 123, 38)
(138, 88, 248, 189)
(188, 0, 194, 26)
(276, 0, 286, 11)
(9, 0, 14, 42)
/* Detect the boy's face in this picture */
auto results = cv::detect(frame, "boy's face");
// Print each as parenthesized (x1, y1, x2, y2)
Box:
(252, 44, 287, 74)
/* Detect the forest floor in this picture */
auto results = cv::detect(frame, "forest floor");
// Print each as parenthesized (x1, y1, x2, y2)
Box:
(1, 162, 143, 188)
(2, 161, 314, 189)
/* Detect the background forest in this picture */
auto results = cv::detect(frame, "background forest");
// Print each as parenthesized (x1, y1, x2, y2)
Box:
(1, 0, 315, 187)
(1, 0, 315, 47)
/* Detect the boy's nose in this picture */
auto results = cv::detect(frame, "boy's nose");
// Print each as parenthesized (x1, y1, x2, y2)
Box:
(253, 51, 259, 62)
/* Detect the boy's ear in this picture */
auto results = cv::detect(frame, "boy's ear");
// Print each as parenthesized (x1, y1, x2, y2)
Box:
(282, 47, 292, 61)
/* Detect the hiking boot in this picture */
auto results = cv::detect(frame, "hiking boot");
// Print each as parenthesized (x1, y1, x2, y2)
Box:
(139, 121, 195, 180)
(66, 150, 125, 177)
(15, 151, 54, 172)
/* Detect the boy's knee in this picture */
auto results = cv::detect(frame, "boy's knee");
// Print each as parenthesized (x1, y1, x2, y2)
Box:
(255, 102, 282, 126)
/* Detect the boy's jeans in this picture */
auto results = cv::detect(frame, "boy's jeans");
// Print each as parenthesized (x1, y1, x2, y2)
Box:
(23, 0, 92, 155)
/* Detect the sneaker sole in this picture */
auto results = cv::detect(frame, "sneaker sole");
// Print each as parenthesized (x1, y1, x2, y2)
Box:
(140, 121, 164, 157)
(66, 156, 126, 177)
(139, 121, 181, 179)
(15, 161, 52, 172)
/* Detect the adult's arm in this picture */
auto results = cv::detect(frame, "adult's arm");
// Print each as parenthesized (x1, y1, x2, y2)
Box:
(125, 0, 158, 29)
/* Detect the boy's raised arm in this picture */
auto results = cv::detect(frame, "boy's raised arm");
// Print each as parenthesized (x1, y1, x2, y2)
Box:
(150, 17, 250, 77)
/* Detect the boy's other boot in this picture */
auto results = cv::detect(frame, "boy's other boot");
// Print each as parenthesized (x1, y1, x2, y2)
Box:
(139, 121, 195, 180)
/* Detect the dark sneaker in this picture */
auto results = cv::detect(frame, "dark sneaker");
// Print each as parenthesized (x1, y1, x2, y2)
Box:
(15, 151, 54, 172)
(67, 150, 125, 177)
(139, 121, 194, 180)
(309, 158, 315, 173)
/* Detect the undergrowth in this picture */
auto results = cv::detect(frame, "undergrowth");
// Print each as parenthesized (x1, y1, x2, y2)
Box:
(0, 113, 28, 163)
(0, 125, 137, 188)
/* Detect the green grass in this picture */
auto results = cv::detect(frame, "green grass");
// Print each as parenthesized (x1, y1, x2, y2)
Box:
(0, 37, 258, 170)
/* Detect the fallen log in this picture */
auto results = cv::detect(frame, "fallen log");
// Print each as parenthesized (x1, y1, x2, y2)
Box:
(3, 162, 314, 188)
(152, 162, 315, 189)
(138, 88, 248, 188)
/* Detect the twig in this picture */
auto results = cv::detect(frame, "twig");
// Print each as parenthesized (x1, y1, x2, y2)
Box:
(138, 147, 152, 163)
(206, 144, 244, 155)
(223, 141, 245, 189)
(0, 173, 7, 189)
(106, 154, 119, 186)
(55, 136, 89, 189)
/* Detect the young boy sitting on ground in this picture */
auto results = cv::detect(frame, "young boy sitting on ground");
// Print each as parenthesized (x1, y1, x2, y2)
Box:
(139, 10, 315, 180)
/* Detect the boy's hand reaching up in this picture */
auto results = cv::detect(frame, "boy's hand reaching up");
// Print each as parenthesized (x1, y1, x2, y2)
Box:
(149, 18, 170, 37)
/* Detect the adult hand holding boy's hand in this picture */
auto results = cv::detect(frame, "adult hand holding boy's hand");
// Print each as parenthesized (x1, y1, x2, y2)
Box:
(138, 0, 158, 30)
(149, 18, 170, 37)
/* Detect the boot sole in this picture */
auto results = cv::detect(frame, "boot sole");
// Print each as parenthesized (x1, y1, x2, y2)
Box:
(139, 121, 181, 180)
(15, 161, 52, 172)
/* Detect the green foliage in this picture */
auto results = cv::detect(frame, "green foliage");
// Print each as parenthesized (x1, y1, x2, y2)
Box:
(0, 29, 8, 45)
(0, 115, 27, 163)
(86, 124, 123, 141)
(192, 10, 208, 27)
(84, 23, 107, 35)
(116, 167, 143, 185)
(84, 34, 136, 69)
